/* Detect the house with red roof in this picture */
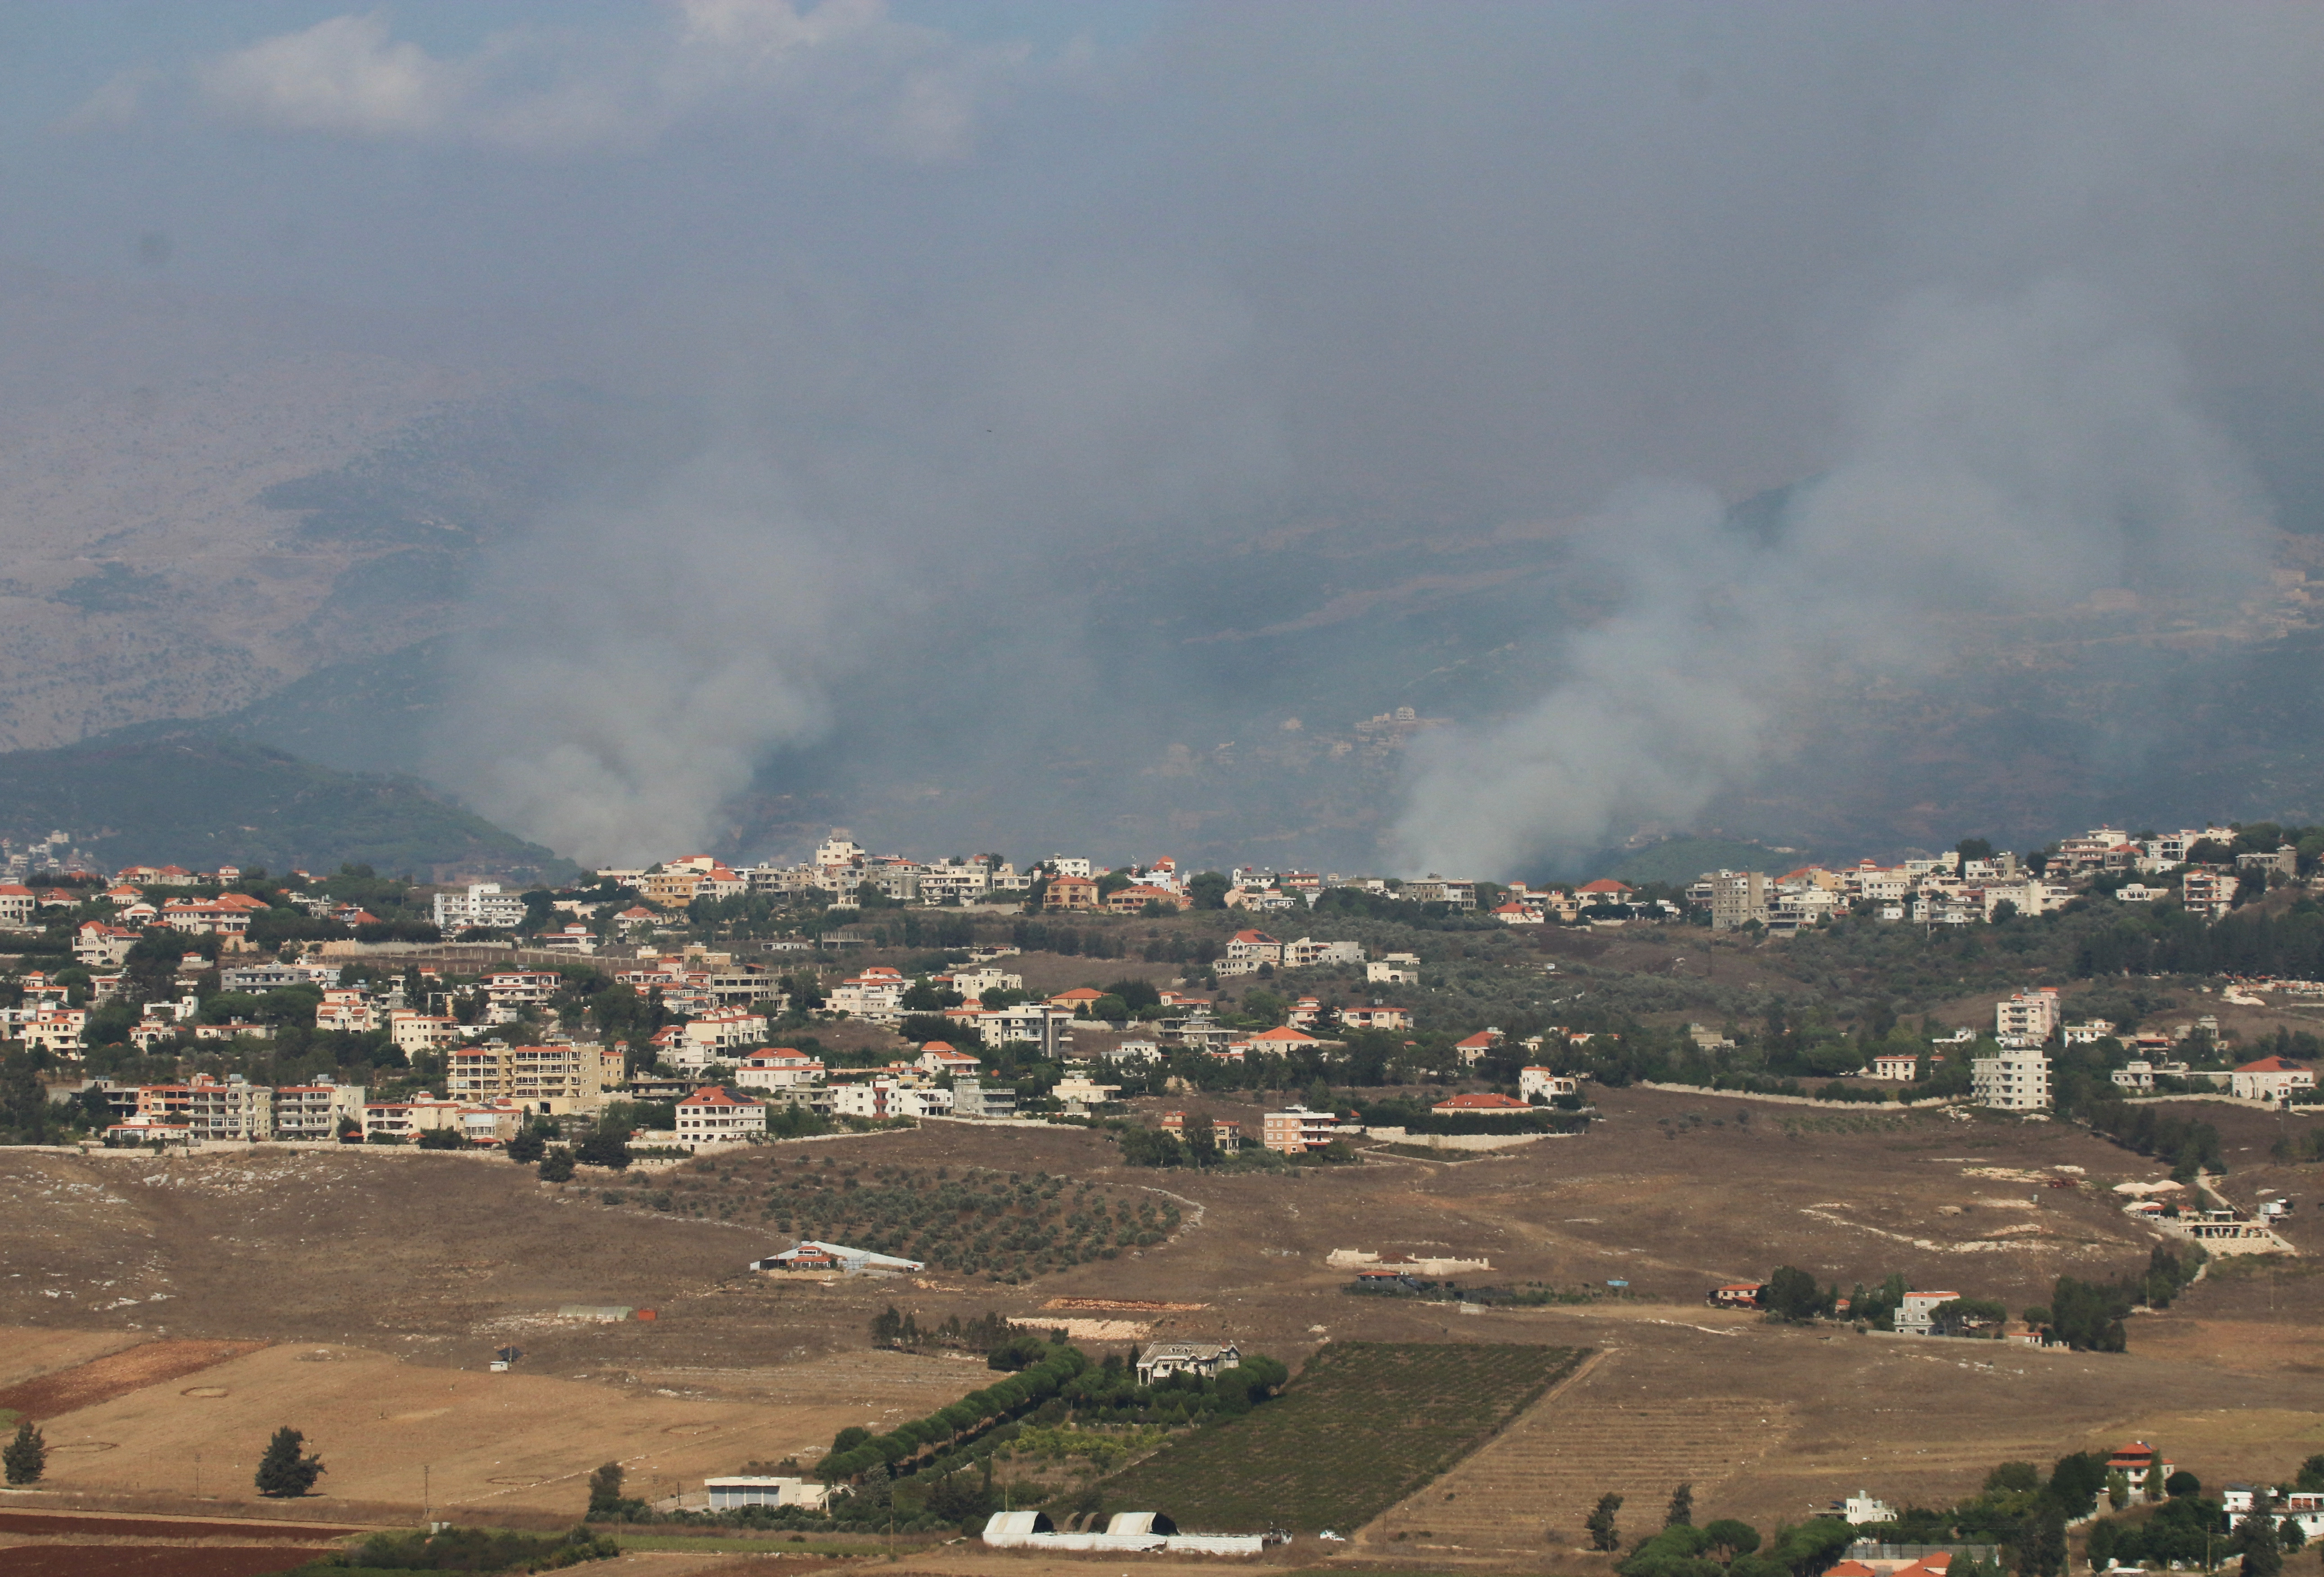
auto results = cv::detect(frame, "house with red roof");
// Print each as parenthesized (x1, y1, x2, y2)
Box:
(1575, 878, 1633, 906)
(1049, 986, 1113, 1014)
(2231, 1056, 2314, 1102)
(676, 1084, 767, 1144)
(1041, 874, 1101, 911)
(1454, 1028, 1505, 1065)
(73, 920, 139, 966)
(0, 883, 34, 929)
(1491, 901, 1544, 925)
(1430, 1092, 1533, 1118)
(1226, 1025, 1336, 1059)
(1105, 883, 1189, 914)
(2104, 1441, 2173, 1495)
(917, 1042, 983, 1077)
(1225, 929, 1283, 963)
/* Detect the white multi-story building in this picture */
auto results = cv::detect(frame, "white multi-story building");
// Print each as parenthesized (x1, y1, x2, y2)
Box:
(432, 883, 526, 932)
(1972, 1048, 2051, 1111)
(1518, 1066, 1578, 1102)
(675, 1085, 768, 1144)
(827, 1079, 950, 1120)
(1995, 988, 2060, 1041)
(316, 988, 380, 1032)
(735, 1049, 827, 1089)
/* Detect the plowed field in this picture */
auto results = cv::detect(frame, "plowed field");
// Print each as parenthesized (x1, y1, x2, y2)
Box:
(0, 1549, 321, 1575)
(0, 1513, 359, 1543)
(0, 1342, 265, 1422)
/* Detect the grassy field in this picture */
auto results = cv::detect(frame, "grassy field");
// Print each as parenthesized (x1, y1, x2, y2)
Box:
(1095, 1342, 1584, 1534)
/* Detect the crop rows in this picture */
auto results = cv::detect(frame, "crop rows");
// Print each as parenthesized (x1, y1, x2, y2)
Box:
(1095, 1341, 1583, 1534)
(603, 1159, 1174, 1282)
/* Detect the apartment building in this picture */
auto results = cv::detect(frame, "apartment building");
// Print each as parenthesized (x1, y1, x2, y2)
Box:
(827, 1079, 950, 1120)
(183, 1074, 273, 1141)
(1971, 1048, 2052, 1111)
(1995, 987, 2061, 1041)
(675, 1084, 768, 1144)
(447, 1042, 622, 1113)
(1261, 1106, 1338, 1155)
(432, 882, 526, 932)
(1709, 870, 1772, 932)
(273, 1078, 366, 1139)
(389, 1008, 463, 1055)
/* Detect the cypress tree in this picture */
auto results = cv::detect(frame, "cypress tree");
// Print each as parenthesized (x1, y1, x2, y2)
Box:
(254, 1426, 324, 1498)
(3, 1420, 45, 1486)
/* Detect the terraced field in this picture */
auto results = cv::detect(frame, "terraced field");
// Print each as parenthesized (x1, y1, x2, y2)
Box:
(1357, 1348, 1796, 1560)
(1096, 1342, 1584, 1534)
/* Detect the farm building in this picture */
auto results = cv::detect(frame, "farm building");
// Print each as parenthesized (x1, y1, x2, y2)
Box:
(982, 1510, 1262, 1555)
(1137, 1340, 1242, 1385)
(749, 1239, 925, 1274)
(1707, 1283, 1764, 1309)
(706, 1476, 829, 1510)
(1893, 1290, 1964, 1336)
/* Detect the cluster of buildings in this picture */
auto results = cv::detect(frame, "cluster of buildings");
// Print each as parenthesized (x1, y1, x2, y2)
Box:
(1858, 986, 2316, 1112)
(1674, 823, 2297, 935)
(585, 834, 1495, 920)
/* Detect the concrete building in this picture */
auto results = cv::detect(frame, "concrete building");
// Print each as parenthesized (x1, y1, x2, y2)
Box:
(1261, 1106, 1337, 1155)
(675, 1084, 768, 1143)
(950, 1077, 1017, 1119)
(1971, 1048, 2051, 1111)
(183, 1073, 273, 1141)
(448, 1042, 621, 1114)
(273, 1078, 366, 1140)
(2231, 1056, 2315, 1103)
(432, 882, 526, 932)
(1893, 1289, 1963, 1337)
(1136, 1340, 1241, 1385)
(1709, 871, 1771, 932)
(1995, 987, 2061, 1042)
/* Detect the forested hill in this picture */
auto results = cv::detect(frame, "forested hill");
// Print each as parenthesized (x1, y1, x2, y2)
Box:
(0, 729, 574, 881)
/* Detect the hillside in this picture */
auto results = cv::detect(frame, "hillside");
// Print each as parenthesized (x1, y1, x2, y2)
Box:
(0, 729, 573, 880)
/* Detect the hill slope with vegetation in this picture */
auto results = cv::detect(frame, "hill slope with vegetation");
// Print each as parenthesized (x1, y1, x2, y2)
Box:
(0, 729, 572, 879)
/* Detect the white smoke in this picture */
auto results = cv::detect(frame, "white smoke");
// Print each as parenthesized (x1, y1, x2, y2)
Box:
(1394, 281, 2276, 877)
(429, 453, 867, 865)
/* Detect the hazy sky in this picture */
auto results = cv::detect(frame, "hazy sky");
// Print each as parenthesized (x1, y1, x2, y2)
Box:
(6, 3, 2323, 870)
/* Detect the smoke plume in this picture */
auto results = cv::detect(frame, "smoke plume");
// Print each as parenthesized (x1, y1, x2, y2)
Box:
(1395, 283, 2276, 876)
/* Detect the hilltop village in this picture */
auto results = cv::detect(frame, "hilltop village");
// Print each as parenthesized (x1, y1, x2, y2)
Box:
(9, 821, 2324, 1568)
(4, 821, 2324, 1156)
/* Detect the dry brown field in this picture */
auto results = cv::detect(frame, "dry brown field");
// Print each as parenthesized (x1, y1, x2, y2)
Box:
(6, 1086, 2324, 1566)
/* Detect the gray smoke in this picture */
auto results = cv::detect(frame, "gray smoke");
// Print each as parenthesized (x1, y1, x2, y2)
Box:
(1395, 282, 2277, 876)
(432, 454, 868, 864)
(20, 3, 2324, 869)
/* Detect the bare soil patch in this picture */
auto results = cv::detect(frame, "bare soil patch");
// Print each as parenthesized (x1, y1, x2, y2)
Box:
(0, 1343, 265, 1422)
(0, 1513, 355, 1543)
(0, 1549, 322, 1576)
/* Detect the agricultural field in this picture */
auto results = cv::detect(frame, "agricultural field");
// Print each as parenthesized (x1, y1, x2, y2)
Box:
(666, 1158, 1171, 1281)
(8, 1084, 2324, 1560)
(1097, 1342, 1583, 1533)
